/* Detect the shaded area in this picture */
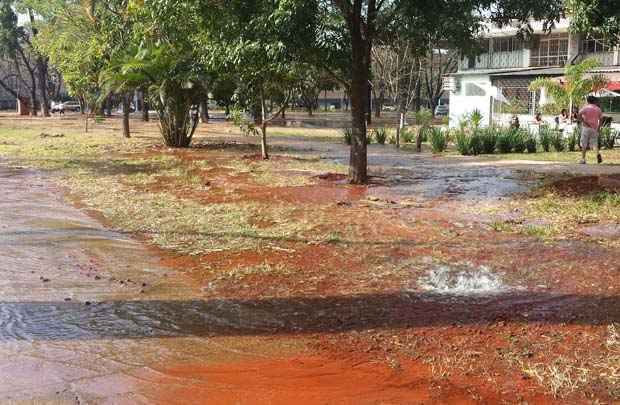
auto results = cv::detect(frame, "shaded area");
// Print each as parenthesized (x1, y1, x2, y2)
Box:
(1, 291, 617, 341)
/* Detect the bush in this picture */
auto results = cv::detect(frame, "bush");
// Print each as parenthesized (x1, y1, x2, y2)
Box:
(525, 134, 537, 153)
(455, 130, 471, 155)
(479, 128, 498, 154)
(468, 109, 484, 130)
(567, 127, 579, 152)
(496, 129, 514, 154)
(540, 103, 563, 116)
(401, 127, 416, 143)
(415, 108, 434, 127)
(373, 127, 388, 145)
(429, 127, 448, 153)
(538, 126, 552, 152)
(418, 126, 432, 143)
(342, 128, 352, 145)
(600, 127, 618, 150)
(512, 129, 527, 153)
(469, 131, 483, 155)
(551, 130, 566, 152)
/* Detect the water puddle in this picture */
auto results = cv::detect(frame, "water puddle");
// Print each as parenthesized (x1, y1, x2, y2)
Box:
(418, 264, 512, 295)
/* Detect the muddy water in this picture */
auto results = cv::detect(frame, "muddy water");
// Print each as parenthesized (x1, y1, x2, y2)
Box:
(0, 164, 311, 403)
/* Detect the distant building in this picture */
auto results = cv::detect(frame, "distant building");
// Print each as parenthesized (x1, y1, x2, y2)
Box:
(448, 19, 620, 127)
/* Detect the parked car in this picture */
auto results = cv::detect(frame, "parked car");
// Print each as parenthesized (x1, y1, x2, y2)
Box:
(63, 101, 81, 112)
(434, 104, 449, 116)
(50, 101, 64, 113)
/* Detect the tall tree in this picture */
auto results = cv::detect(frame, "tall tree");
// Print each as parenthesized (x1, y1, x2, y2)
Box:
(568, 0, 620, 44)
(200, 0, 316, 159)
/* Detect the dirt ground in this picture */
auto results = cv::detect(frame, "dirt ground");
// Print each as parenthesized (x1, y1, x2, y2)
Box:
(1, 113, 620, 404)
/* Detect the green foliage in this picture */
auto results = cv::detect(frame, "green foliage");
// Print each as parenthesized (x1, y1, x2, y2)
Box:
(551, 130, 566, 152)
(469, 132, 483, 155)
(529, 59, 608, 111)
(567, 127, 579, 152)
(496, 129, 514, 154)
(429, 128, 448, 153)
(600, 127, 618, 150)
(539, 126, 553, 152)
(231, 108, 260, 137)
(512, 129, 527, 153)
(568, 0, 620, 44)
(373, 127, 388, 145)
(540, 103, 563, 116)
(479, 128, 498, 154)
(502, 98, 528, 115)
(525, 134, 537, 153)
(468, 109, 484, 130)
(455, 130, 471, 156)
(342, 128, 353, 145)
(415, 108, 433, 127)
(401, 127, 416, 143)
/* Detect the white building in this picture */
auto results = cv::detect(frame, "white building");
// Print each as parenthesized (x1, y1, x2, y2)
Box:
(448, 19, 620, 129)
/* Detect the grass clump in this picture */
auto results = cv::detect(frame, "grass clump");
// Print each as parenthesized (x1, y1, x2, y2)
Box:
(429, 127, 448, 153)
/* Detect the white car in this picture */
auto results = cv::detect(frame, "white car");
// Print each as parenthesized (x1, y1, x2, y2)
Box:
(50, 101, 65, 113)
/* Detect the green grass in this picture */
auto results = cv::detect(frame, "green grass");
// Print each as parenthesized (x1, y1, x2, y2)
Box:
(489, 190, 620, 240)
(482, 149, 620, 164)
(0, 121, 356, 256)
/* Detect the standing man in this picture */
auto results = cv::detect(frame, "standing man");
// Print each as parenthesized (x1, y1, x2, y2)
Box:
(578, 96, 603, 164)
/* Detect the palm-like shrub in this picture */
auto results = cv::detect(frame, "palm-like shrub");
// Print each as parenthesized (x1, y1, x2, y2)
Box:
(567, 127, 579, 151)
(512, 129, 527, 153)
(429, 128, 448, 153)
(529, 58, 608, 120)
(479, 128, 497, 154)
(539, 126, 553, 152)
(551, 130, 566, 152)
(600, 127, 618, 150)
(100, 44, 204, 148)
(525, 134, 537, 153)
(496, 130, 514, 154)
(455, 130, 471, 155)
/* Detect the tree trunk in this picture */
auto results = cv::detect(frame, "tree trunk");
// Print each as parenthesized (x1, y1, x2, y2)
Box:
(30, 86, 38, 116)
(348, 29, 368, 184)
(142, 88, 150, 121)
(122, 94, 131, 138)
(397, 111, 405, 149)
(374, 85, 384, 118)
(260, 92, 269, 160)
(200, 99, 209, 123)
(37, 58, 50, 117)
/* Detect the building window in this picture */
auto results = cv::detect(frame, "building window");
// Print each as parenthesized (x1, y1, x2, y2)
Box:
(582, 37, 612, 54)
(492, 37, 522, 53)
(530, 35, 569, 67)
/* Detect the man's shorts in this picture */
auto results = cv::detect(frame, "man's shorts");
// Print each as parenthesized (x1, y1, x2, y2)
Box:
(581, 127, 599, 149)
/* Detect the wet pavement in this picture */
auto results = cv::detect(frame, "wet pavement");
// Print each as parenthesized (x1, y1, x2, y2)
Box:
(0, 163, 306, 403)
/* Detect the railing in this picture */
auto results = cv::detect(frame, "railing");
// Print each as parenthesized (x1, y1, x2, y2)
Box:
(583, 51, 617, 66)
(461, 51, 524, 71)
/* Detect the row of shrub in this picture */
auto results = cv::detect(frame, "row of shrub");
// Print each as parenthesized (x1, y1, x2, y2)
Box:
(342, 126, 440, 148)
(455, 125, 618, 156)
(342, 125, 618, 155)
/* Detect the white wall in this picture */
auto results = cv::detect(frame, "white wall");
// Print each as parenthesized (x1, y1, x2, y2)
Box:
(449, 73, 495, 128)
(449, 95, 492, 128)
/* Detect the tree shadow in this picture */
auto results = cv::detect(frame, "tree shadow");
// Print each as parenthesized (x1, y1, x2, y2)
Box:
(0, 292, 617, 341)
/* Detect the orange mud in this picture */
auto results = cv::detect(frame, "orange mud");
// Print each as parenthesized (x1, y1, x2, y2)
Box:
(147, 355, 515, 405)
(38, 118, 620, 403)
(545, 174, 620, 196)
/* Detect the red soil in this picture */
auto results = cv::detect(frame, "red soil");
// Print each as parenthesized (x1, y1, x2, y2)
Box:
(546, 174, 620, 196)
